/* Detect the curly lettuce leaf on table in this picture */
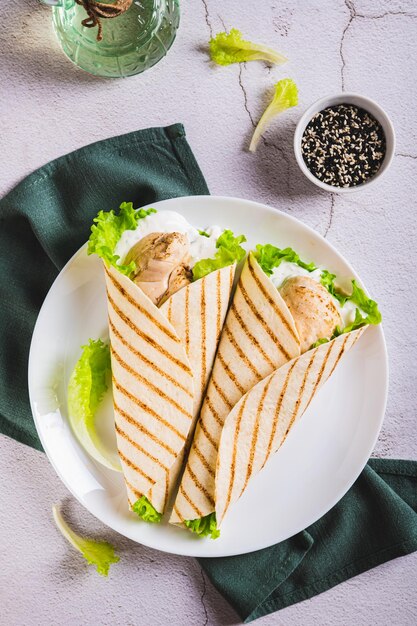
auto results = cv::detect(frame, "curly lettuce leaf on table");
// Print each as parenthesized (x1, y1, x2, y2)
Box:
(53, 505, 119, 577)
(209, 28, 287, 66)
(249, 78, 299, 152)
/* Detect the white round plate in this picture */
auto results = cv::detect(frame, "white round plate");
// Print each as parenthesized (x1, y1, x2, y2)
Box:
(29, 196, 388, 558)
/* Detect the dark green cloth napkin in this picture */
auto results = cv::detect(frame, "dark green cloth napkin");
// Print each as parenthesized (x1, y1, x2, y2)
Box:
(0, 123, 208, 449)
(200, 458, 417, 622)
(1, 124, 416, 623)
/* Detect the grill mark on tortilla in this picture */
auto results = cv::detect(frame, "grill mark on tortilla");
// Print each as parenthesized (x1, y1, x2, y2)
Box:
(223, 395, 249, 517)
(201, 277, 207, 395)
(107, 291, 191, 374)
(173, 504, 182, 520)
(247, 257, 299, 346)
(126, 482, 142, 501)
(125, 478, 143, 500)
(115, 423, 169, 471)
(113, 378, 187, 442)
(217, 352, 245, 395)
(185, 287, 190, 354)
(211, 378, 234, 411)
(186, 464, 215, 509)
(225, 325, 262, 382)
(118, 450, 155, 486)
(205, 397, 224, 428)
(179, 483, 203, 517)
(263, 361, 297, 467)
(163, 468, 169, 513)
(114, 400, 177, 456)
(241, 376, 274, 495)
(111, 346, 193, 420)
(199, 420, 219, 451)
(326, 334, 350, 381)
(248, 256, 300, 345)
(239, 282, 292, 362)
(109, 318, 192, 398)
(304, 340, 337, 412)
(193, 443, 216, 478)
(282, 350, 317, 442)
(230, 303, 275, 370)
(167, 297, 173, 323)
(105, 267, 179, 344)
(216, 269, 222, 343)
(229, 264, 234, 292)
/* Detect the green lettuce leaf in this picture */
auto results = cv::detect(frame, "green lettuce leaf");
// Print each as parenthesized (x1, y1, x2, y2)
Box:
(52, 505, 119, 577)
(254, 244, 316, 277)
(331, 281, 382, 334)
(310, 337, 330, 349)
(67, 339, 120, 472)
(349, 280, 382, 325)
(249, 78, 298, 152)
(209, 28, 287, 66)
(198, 229, 210, 237)
(320, 270, 348, 305)
(132, 496, 162, 523)
(87, 202, 156, 276)
(310, 296, 382, 350)
(192, 230, 247, 280)
(184, 513, 220, 539)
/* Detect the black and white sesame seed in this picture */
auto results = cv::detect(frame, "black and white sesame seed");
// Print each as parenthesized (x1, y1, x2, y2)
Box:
(301, 104, 386, 188)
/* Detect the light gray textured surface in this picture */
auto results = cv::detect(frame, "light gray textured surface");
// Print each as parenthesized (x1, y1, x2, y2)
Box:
(1, 1, 417, 624)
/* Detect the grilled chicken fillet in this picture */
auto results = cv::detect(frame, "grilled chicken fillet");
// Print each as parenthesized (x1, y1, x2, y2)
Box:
(279, 275, 342, 353)
(125, 232, 192, 305)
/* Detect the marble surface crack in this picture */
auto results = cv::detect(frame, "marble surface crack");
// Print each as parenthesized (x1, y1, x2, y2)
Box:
(238, 65, 255, 128)
(218, 14, 227, 32)
(397, 152, 417, 160)
(199, 566, 209, 626)
(237, 66, 291, 193)
(339, 1, 416, 90)
(201, 0, 213, 38)
(324, 194, 335, 238)
(340, 0, 356, 91)
(356, 10, 417, 20)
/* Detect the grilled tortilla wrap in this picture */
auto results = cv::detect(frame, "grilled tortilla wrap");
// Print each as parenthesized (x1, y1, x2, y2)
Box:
(170, 253, 301, 524)
(139, 263, 235, 513)
(172, 242, 381, 535)
(105, 262, 234, 514)
(105, 259, 235, 514)
(215, 327, 366, 525)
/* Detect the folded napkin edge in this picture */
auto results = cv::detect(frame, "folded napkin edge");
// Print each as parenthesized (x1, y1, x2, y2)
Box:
(3, 124, 187, 199)
(247, 535, 417, 622)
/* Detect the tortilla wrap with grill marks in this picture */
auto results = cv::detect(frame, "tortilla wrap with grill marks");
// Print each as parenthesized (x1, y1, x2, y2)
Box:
(170, 253, 301, 524)
(104, 262, 235, 514)
(215, 327, 366, 525)
(143, 263, 235, 513)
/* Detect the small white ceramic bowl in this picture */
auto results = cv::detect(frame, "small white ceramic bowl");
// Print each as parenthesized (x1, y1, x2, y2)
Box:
(294, 93, 395, 193)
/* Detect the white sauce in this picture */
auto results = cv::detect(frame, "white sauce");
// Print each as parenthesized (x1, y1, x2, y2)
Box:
(269, 261, 362, 329)
(114, 210, 223, 268)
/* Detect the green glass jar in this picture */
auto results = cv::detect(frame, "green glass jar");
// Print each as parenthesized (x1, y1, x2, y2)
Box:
(39, 0, 180, 78)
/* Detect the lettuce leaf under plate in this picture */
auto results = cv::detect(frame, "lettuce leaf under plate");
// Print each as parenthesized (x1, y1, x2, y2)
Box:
(67, 339, 120, 472)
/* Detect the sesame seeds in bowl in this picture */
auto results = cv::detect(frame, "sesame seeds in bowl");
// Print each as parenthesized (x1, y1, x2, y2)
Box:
(294, 94, 395, 193)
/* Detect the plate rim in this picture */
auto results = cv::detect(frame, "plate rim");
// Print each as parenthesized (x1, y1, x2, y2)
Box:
(28, 195, 389, 557)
